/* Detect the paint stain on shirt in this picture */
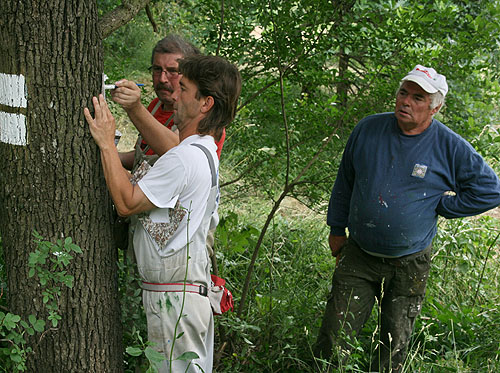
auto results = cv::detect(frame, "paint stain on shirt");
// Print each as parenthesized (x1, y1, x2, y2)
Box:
(378, 194, 389, 208)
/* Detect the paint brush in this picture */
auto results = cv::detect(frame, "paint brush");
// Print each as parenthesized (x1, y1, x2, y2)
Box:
(103, 83, 144, 90)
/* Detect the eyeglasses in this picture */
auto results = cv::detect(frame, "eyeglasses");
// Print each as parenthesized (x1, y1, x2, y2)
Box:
(149, 65, 180, 77)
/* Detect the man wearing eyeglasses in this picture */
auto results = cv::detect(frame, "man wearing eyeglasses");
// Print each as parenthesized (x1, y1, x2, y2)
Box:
(109, 35, 226, 261)
(111, 34, 225, 172)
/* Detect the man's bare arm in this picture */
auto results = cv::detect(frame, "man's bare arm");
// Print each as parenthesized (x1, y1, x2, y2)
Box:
(111, 80, 179, 155)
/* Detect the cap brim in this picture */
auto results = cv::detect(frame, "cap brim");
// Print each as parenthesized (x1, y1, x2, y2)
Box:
(402, 76, 438, 94)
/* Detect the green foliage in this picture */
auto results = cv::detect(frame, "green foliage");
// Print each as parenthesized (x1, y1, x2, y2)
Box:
(118, 256, 150, 372)
(212, 200, 332, 372)
(191, 0, 500, 216)
(124, 326, 166, 373)
(29, 231, 82, 327)
(413, 217, 500, 371)
(0, 232, 82, 372)
(102, 0, 500, 371)
(216, 212, 260, 254)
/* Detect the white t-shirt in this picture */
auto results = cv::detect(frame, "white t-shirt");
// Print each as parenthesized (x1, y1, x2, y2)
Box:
(137, 134, 218, 257)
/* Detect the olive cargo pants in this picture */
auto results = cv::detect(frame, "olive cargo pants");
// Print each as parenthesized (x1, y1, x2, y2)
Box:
(313, 238, 432, 372)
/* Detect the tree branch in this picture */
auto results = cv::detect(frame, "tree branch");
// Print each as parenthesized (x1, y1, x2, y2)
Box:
(220, 158, 264, 188)
(99, 0, 153, 39)
(472, 230, 499, 307)
(216, 0, 225, 56)
(145, 4, 158, 33)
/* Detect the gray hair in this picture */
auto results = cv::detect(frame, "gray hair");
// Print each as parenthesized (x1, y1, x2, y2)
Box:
(429, 91, 445, 112)
(151, 34, 200, 63)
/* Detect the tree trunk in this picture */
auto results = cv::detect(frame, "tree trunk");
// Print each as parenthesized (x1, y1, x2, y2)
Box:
(334, 49, 350, 129)
(0, 1, 122, 371)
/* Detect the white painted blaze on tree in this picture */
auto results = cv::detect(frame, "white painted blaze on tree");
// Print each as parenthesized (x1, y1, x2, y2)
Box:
(0, 112, 27, 145)
(0, 73, 27, 145)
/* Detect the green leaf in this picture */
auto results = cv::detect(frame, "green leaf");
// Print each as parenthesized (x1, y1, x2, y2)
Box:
(144, 346, 166, 363)
(48, 313, 61, 327)
(176, 351, 199, 361)
(3, 313, 21, 329)
(71, 244, 83, 254)
(34, 323, 45, 333)
(10, 352, 22, 363)
(63, 275, 74, 288)
(32, 230, 42, 240)
(126, 346, 143, 357)
(33, 319, 46, 333)
(28, 253, 37, 265)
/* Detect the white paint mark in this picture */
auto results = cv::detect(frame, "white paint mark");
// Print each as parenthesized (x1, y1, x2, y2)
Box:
(102, 73, 108, 98)
(0, 73, 27, 108)
(0, 112, 27, 145)
(378, 194, 389, 208)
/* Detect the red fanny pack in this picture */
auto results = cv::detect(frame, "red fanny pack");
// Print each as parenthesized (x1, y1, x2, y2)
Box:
(208, 274, 234, 315)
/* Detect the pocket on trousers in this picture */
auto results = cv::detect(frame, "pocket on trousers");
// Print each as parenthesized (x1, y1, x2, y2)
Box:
(396, 250, 431, 297)
(407, 296, 424, 318)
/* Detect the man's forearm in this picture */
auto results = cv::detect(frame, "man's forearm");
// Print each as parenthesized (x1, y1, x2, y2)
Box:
(125, 104, 179, 156)
(100, 147, 153, 216)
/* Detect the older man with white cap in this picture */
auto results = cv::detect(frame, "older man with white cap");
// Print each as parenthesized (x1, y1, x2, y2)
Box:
(312, 64, 500, 371)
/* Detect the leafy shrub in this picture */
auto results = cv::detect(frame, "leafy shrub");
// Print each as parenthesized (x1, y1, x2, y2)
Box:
(0, 233, 82, 372)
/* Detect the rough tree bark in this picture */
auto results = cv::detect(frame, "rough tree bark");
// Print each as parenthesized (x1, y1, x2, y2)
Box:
(0, 1, 123, 371)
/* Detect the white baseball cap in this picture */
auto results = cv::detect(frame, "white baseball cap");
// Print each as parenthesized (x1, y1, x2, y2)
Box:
(401, 64, 448, 97)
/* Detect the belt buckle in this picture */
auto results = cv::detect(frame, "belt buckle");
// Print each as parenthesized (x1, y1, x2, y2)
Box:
(199, 285, 208, 297)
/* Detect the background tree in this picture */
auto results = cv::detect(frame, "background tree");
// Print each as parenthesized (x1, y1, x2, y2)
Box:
(0, 0, 151, 371)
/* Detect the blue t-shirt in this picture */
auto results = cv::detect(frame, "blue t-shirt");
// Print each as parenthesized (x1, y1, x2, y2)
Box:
(327, 113, 500, 257)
